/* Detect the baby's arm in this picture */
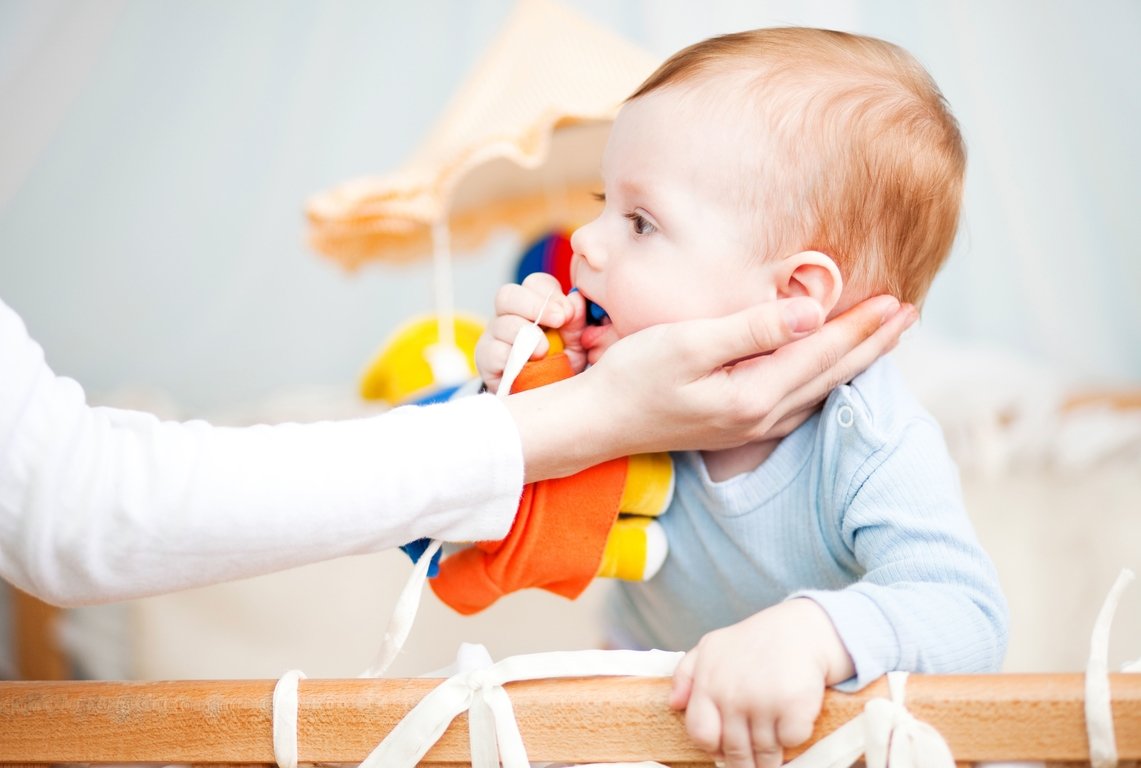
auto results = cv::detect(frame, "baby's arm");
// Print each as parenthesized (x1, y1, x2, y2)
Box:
(795, 417, 1009, 689)
(670, 599, 854, 768)
(670, 414, 1008, 768)
(474, 273, 587, 392)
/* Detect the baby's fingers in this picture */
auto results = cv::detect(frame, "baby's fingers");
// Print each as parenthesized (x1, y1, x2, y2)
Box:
(775, 712, 816, 751)
(472, 334, 507, 392)
(669, 650, 697, 710)
(749, 717, 783, 768)
(494, 274, 573, 327)
(488, 315, 550, 359)
(715, 704, 783, 768)
(774, 691, 823, 748)
(683, 691, 724, 756)
(474, 318, 548, 392)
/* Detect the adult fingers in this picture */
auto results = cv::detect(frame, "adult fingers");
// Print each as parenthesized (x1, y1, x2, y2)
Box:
(767, 299, 916, 417)
(733, 295, 903, 405)
(826, 300, 918, 384)
(799, 295, 910, 384)
(762, 401, 821, 442)
(671, 297, 825, 373)
(694, 297, 904, 445)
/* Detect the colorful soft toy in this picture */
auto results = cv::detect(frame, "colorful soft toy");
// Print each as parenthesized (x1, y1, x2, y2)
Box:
(515, 231, 574, 294)
(427, 351, 674, 615)
(395, 235, 672, 609)
(597, 452, 673, 580)
(359, 314, 486, 405)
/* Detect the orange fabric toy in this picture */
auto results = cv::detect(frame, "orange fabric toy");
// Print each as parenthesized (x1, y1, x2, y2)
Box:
(430, 353, 636, 615)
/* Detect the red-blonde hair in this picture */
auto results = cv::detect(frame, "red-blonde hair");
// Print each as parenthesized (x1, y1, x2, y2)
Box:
(629, 28, 965, 305)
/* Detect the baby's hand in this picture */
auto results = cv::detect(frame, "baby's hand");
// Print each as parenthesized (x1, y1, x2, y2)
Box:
(669, 599, 855, 768)
(474, 273, 587, 393)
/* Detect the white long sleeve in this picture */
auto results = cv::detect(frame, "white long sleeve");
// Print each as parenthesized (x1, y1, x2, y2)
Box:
(0, 299, 523, 607)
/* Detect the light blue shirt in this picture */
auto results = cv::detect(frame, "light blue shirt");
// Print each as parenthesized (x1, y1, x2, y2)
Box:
(607, 358, 1009, 689)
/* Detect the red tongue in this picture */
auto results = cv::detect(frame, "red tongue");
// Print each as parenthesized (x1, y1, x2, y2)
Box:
(581, 320, 610, 350)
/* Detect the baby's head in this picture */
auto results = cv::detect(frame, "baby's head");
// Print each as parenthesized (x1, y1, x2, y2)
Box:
(571, 27, 964, 364)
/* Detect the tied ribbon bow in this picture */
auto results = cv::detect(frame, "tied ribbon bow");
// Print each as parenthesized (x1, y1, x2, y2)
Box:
(786, 672, 954, 768)
(359, 647, 684, 768)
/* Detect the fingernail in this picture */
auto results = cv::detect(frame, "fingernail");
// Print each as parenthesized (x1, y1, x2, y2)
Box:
(783, 298, 823, 333)
(874, 295, 902, 324)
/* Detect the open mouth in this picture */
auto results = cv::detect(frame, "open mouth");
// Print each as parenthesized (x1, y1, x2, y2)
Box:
(578, 295, 613, 353)
(585, 299, 610, 326)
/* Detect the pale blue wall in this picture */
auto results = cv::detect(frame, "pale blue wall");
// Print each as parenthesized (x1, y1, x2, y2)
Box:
(1, 0, 1137, 413)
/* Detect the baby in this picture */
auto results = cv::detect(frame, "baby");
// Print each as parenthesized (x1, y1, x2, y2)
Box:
(477, 28, 1007, 767)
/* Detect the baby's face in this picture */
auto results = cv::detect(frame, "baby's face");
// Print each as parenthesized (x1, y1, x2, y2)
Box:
(571, 88, 780, 364)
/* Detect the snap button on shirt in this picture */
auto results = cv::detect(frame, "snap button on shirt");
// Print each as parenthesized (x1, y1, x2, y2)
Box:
(837, 404, 855, 428)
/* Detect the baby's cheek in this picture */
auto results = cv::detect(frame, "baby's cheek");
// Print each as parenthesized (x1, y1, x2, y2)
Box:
(615, 291, 700, 333)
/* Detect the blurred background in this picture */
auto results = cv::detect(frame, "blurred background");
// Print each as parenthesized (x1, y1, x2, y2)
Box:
(1, 0, 1138, 683)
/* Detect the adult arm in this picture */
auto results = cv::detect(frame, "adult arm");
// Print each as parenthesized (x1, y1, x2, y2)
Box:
(0, 300, 527, 606)
(0, 294, 910, 606)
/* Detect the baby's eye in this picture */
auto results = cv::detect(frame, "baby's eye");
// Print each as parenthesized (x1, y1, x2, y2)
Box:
(625, 211, 656, 236)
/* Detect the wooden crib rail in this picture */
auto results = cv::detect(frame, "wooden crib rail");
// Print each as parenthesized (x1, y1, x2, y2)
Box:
(1062, 388, 1141, 412)
(0, 673, 1139, 766)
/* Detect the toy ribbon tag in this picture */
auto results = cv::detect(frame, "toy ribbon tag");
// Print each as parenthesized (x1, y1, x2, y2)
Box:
(498, 290, 554, 398)
(398, 290, 556, 575)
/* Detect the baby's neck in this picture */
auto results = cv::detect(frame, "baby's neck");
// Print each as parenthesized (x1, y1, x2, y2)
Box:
(699, 391, 835, 481)
(700, 438, 780, 482)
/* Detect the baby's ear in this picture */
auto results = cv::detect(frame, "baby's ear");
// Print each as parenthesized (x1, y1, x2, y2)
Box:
(776, 251, 843, 314)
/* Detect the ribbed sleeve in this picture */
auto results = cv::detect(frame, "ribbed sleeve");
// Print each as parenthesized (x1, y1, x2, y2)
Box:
(794, 420, 1009, 688)
(608, 358, 1008, 689)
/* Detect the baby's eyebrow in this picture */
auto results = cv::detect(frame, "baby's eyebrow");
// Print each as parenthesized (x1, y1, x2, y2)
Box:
(617, 178, 649, 198)
(593, 178, 655, 208)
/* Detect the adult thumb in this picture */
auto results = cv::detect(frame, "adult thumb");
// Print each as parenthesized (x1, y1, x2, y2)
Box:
(683, 298, 824, 370)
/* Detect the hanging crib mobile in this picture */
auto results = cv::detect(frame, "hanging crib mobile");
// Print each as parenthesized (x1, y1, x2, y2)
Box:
(305, 0, 658, 405)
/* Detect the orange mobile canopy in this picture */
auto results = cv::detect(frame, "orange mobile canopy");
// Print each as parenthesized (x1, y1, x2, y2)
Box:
(306, 0, 660, 269)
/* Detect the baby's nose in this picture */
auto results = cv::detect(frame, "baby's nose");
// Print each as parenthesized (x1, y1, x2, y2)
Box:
(570, 221, 606, 270)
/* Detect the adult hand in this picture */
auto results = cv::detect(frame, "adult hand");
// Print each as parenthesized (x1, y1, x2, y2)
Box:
(505, 293, 916, 481)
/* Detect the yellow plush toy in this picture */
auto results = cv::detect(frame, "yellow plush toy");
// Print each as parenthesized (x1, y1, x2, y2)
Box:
(360, 314, 485, 405)
(390, 326, 674, 600)
(599, 452, 673, 581)
(535, 330, 674, 582)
